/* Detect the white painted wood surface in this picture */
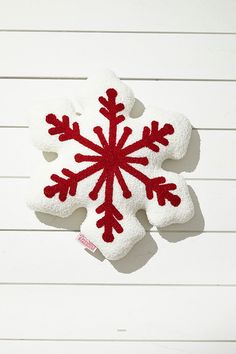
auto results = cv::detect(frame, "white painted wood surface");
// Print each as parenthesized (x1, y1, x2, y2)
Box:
(0, 285, 235, 340)
(0, 231, 234, 284)
(1, 33, 236, 79)
(1, 341, 236, 354)
(0, 0, 235, 33)
(0, 1, 235, 352)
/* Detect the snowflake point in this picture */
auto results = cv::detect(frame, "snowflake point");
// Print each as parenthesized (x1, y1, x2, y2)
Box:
(95, 203, 105, 214)
(93, 126, 101, 134)
(89, 191, 98, 200)
(164, 123, 175, 135)
(156, 176, 166, 184)
(171, 195, 181, 207)
(102, 232, 114, 243)
(51, 173, 60, 182)
(45, 113, 56, 124)
(58, 135, 65, 141)
(124, 126, 132, 134)
(123, 190, 132, 198)
(43, 185, 54, 198)
(61, 168, 69, 175)
(116, 114, 125, 123)
(106, 88, 117, 98)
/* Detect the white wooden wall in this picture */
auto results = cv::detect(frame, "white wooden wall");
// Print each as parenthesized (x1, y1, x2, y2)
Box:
(0, 1, 235, 353)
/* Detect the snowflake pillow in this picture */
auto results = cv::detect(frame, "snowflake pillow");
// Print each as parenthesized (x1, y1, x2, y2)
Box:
(27, 70, 194, 260)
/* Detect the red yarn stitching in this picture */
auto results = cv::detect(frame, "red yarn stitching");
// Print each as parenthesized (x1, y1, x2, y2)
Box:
(44, 88, 180, 242)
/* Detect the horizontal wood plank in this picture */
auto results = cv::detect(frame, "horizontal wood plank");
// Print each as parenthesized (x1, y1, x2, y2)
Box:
(0, 128, 234, 179)
(0, 33, 236, 79)
(0, 0, 236, 33)
(0, 179, 234, 231)
(1, 79, 236, 128)
(0, 341, 236, 354)
(0, 285, 235, 340)
(0, 231, 235, 284)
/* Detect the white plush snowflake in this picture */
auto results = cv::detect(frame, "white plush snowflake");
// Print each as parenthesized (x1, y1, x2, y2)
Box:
(28, 71, 194, 260)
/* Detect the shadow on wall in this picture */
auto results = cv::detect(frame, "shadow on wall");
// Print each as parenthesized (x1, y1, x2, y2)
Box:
(111, 185, 204, 273)
(35, 98, 204, 273)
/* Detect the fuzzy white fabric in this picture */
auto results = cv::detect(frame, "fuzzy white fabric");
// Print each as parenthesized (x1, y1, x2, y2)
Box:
(27, 70, 194, 261)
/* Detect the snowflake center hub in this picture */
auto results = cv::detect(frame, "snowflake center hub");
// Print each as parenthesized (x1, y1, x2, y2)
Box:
(103, 147, 119, 169)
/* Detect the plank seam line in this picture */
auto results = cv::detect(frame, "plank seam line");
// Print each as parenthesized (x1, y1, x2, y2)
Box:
(0, 229, 235, 233)
(1, 29, 236, 35)
(0, 77, 236, 82)
(0, 177, 236, 181)
(1, 126, 236, 131)
(0, 283, 235, 287)
(0, 338, 235, 343)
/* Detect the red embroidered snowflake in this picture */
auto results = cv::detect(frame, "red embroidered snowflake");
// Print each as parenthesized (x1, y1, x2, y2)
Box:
(43, 88, 181, 243)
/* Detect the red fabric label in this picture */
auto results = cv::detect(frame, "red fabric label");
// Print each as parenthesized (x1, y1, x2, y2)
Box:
(77, 233, 97, 253)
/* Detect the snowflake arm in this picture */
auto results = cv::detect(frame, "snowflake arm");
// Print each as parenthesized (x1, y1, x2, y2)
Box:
(28, 99, 77, 153)
(44, 162, 104, 202)
(121, 121, 174, 155)
(46, 113, 104, 155)
(120, 162, 181, 207)
(145, 170, 194, 228)
(136, 107, 193, 161)
(93, 88, 127, 242)
(96, 171, 124, 243)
